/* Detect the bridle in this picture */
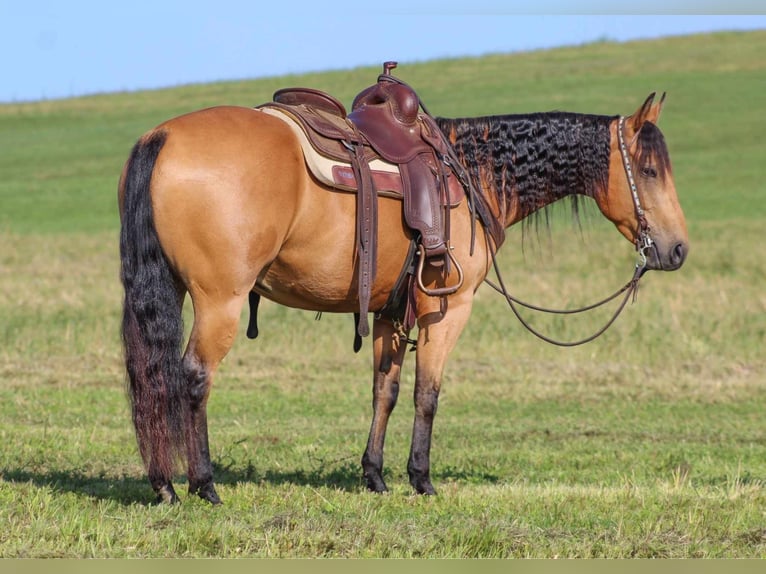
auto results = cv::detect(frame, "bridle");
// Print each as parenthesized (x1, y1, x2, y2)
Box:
(618, 115, 655, 269)
(484, 115, 654, 347)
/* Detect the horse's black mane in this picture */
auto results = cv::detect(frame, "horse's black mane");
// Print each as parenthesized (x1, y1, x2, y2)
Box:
(437, 112, 613, 227)
(436, 112, 672, 234)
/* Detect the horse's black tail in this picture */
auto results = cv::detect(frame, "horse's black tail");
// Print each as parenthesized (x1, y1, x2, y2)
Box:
(119, 130, 187, 484)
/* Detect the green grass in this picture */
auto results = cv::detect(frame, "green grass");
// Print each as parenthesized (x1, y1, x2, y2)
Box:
(1, 31, 766, 557)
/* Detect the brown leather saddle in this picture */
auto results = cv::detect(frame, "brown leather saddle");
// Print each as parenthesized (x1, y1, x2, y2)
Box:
(255, 62, 471, 342)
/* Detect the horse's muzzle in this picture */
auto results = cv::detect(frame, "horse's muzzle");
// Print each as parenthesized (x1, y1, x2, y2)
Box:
(646, 241, 688, 271)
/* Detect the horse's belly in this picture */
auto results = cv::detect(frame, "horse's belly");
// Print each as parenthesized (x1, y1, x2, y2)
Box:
(254, 247, 409, 312)
(254, 199, 412, 313)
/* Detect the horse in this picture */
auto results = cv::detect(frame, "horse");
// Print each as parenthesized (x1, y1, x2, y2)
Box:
(118, 88, 688, 504)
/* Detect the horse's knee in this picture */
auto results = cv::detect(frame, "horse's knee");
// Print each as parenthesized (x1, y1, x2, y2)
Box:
(414, 385, 439, 418)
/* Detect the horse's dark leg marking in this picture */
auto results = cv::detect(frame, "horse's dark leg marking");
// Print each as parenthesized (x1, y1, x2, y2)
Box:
(407, 383, 439, 495)
(183, 355, 221, 504)
(362, 319, 408, 492)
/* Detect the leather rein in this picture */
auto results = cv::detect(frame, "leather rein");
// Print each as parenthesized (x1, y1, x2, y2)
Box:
(483, 115, 655, 347)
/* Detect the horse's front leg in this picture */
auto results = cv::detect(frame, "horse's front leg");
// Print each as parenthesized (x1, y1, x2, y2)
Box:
(408, 294, 473, 495)
(361, 317, 409, 492)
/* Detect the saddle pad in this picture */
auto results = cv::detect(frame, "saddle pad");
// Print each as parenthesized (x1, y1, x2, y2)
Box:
(259, 106, 405, 199)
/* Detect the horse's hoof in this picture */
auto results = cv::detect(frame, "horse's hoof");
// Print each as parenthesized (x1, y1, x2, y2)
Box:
(191, 482, 222, 505)
(410, 477, 437, 496)
(364, 474, 389, 493)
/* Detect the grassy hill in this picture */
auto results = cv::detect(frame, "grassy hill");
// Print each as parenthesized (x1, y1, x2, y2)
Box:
(1, 30, 763, 234)
(1, 31, 765, 557)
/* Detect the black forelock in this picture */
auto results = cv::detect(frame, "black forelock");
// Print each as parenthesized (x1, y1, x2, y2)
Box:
(635, 121, 672, 181)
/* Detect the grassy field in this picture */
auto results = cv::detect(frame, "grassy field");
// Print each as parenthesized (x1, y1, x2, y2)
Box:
(1, 31, 765, 558)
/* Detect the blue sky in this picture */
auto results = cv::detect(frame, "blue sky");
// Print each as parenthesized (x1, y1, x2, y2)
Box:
(2, 2, 765, 103)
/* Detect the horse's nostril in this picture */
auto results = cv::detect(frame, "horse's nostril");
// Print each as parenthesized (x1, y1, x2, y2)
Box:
(671, 242, 687, 267)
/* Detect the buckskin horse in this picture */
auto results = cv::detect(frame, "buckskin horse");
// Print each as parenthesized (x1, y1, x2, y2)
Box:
(118, 68, 688, 504)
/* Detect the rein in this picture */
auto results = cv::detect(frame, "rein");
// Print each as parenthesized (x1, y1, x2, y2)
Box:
(484, 115, 654, 347)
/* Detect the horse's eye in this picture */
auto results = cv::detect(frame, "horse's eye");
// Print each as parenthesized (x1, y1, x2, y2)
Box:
(641, 166, 658, 178)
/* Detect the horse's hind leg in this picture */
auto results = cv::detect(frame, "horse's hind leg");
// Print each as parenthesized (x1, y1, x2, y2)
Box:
(182, 293, 247, 504)
(361, 318, 409, 492)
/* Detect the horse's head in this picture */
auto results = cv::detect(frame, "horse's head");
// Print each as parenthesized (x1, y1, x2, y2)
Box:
(597, 93, 689, 271)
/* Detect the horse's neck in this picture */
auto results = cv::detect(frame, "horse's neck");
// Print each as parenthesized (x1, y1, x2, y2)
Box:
(439, 112, 614, 228)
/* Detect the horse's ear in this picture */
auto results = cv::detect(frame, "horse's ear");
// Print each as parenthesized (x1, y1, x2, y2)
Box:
(628, 92, 656, 135)
(650, 92, 667, 124)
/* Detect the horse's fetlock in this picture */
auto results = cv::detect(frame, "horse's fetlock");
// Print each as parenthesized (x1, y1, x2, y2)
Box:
(150, 478, 179, 505)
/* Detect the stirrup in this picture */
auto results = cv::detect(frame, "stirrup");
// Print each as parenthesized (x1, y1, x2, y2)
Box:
(415, 246, 464, 297)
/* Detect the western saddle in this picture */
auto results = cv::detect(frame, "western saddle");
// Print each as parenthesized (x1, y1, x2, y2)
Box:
(254, 62, 498, 348)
